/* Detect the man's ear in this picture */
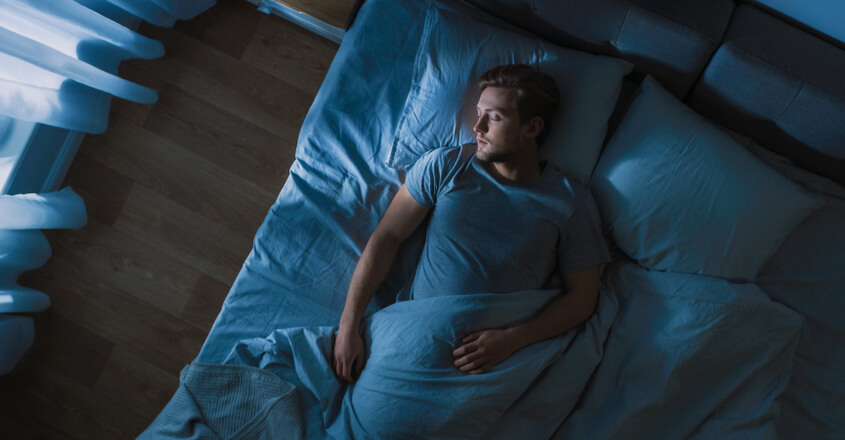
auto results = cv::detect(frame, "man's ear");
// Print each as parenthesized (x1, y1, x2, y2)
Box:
(523, 116, 544, 140)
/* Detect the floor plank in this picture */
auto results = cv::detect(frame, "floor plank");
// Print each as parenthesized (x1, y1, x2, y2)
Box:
(8, 361, 150, 439)
(172, 0, 263, 59)
(113, 184, 253, 286)
(93, 346, 180, 420)
(142, 83, 295, 194)
(1, 1, 340, 437)
(181, 274, 234, 331)
(1, 414, 72, 440)
(29, 312, 115, 389)
(38, 218, 200, 317)
(62, 153, 135, 227)
(242, 13, 338, 96)
(26, 264, 207, 374)
(81, 113, 277, 236)
(129, 21, 314, 141)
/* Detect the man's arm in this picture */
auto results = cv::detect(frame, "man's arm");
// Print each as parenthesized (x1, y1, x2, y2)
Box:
(333, 184, 431, 383)
(452, 265, 601, 374)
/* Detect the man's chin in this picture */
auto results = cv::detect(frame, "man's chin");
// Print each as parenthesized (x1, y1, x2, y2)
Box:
(476, 144, 494, 161)
(477, 149, 511, 164)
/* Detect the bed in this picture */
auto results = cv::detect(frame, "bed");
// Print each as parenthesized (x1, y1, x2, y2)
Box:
(139, 0, 845, 438)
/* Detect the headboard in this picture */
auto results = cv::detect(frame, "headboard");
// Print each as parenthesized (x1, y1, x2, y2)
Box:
(463, 0, 845, 186)
(688, 5, 845, 184)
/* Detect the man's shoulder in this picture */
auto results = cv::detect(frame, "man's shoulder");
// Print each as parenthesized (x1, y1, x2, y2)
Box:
(413, 144, 476, 172)
(429, 144, 477, 161)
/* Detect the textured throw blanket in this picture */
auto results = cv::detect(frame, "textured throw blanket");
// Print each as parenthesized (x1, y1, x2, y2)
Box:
(136, 362, 303, 439)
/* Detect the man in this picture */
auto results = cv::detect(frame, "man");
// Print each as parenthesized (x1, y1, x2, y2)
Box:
(332, 64, 611, 383)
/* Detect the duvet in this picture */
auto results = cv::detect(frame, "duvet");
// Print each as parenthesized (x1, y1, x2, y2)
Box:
(140, 259, 803, 439)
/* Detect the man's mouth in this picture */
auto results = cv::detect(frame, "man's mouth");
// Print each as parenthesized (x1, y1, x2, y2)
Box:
(477, 138, 488, 146)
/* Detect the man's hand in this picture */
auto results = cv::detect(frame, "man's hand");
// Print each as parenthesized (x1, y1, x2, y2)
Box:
(333, 327, 366, 383)
(452, 329, 520, 374)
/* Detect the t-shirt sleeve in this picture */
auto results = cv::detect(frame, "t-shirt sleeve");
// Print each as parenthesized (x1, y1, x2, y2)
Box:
(404, 147, 456, 208)
(559, 187, 612, 273)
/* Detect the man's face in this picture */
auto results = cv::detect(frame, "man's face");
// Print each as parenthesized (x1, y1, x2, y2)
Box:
(474, 87, 527, 163)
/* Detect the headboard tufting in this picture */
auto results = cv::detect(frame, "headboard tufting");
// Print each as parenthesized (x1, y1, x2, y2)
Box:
(687, 4, 845, 185)
(462, 0, 735, 97)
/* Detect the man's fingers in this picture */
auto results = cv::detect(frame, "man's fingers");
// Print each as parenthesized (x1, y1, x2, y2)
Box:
(453, 340, 481, 357)
(336, 361, 345, 381)
(454, 351, 482, 368)
(462, 332, 482, 343)
(459, 359, 485, 372)
(468, 364, 489, 374)
(354, 354, 365, 380)
(343, 360, 354, 383)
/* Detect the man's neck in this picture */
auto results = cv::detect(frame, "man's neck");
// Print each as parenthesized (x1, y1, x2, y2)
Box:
(488, 147, 543, 184)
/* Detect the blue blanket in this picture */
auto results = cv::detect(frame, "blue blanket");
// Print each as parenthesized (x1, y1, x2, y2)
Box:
(226, 287, 618, 439)
(142, 258, 805, 439)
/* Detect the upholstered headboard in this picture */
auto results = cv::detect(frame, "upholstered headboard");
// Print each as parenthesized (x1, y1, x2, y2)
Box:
(464, 0, 845, 185)
(688, 4, 845, 184)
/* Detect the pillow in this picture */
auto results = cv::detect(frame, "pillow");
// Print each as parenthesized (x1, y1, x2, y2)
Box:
(557, 261, 804, 439)
(388, 2, 633, 184)
(590, 75, 823, 282)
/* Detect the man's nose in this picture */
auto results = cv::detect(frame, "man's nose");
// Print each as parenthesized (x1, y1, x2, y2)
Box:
(474, 116, 487, 134)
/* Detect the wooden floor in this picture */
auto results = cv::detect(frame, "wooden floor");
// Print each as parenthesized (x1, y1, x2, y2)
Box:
(0, 1, 339, 438)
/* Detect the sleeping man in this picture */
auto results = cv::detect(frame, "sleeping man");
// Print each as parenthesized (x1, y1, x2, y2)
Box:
(332, 64, 611, 383)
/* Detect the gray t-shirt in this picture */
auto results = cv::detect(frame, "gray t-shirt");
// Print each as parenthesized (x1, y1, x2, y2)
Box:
(405, 144, 611, 300)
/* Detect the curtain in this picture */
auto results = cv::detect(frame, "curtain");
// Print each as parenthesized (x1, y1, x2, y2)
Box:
(0, 187, 87, 375)
(0, 0, 216, 375)
(0, 0, 216, 133)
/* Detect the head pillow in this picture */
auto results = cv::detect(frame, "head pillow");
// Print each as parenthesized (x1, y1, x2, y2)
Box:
(389, 2, 633, 183)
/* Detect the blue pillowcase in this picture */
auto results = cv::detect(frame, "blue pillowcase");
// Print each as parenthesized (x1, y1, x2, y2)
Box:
(590, 75, 823, 282)
(388, 2, 633, 184)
